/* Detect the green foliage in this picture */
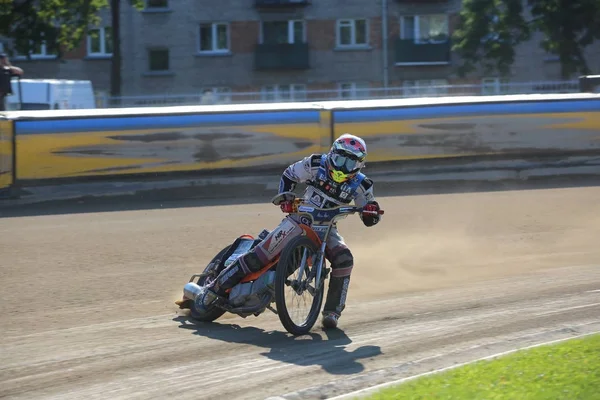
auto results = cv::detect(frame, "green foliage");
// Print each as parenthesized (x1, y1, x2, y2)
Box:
(366, 334, 600, 400)
(530, 0, 600, 78)
(0, 0, 143, 58)
(452, 0, 600, 79)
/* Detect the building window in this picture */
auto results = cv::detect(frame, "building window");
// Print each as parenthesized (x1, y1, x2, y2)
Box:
(482, 77, 510, 95)
(13, 32, 57, 59)
(145, 0, 169, 9)
(21, 36, 55, 59)
(199, 23, 229, 53)
(30, 41, 50, 57)
(26, 42, 54, 58)
(262, 84, 306, 102)
(400, 15, 449, 44)
(338, 82, 370, 99)
(261, 20, 305, 44)
(403, 79, 449, 97)
(87, 27, 113, 56)
(336, 19, 368, 47)
(148, 48, 169, 71)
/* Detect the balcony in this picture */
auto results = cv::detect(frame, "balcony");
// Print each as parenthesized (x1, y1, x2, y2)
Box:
(254, 43, 310, 70)
(394, 39, 451, 66)
(254, 0, 311, 8)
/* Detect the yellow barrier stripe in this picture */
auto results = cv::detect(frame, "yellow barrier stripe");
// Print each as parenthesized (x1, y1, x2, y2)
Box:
(0, 120, 14, 189)
(333, 112, 600, 137)
(6, 97, 600, 182)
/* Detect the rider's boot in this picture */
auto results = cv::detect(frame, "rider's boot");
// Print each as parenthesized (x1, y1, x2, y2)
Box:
(322, 312, 340, 329)
(195, 256, 255, 312)
(321, 275, 350, 329)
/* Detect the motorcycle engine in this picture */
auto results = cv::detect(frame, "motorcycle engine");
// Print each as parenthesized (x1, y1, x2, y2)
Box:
(228, 271, 276, 308)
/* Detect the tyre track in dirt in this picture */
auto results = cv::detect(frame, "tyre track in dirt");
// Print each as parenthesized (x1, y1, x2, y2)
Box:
(1, 184, 599, 400)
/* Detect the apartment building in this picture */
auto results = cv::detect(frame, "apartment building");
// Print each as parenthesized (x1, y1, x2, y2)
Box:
(120, 0, 465, 101)
(3, 0, 597, 102)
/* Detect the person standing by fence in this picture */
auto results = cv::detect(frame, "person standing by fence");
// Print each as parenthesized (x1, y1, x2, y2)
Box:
(0, 53, 24, 112)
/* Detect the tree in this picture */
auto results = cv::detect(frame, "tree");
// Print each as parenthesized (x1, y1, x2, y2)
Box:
(451, 0, 600, 79)
(0, 0, 143, 96)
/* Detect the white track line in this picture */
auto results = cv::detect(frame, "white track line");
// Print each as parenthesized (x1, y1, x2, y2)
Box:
(327, 330, 600, 400)
(534, 302, 600, 317)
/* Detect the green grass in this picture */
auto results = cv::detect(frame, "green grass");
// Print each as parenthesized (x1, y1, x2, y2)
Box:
(365, 334, 600, 400)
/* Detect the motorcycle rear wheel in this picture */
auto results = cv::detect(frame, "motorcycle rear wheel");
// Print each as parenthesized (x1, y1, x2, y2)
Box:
(189, 245, 231, 322)
(275, 236, 325, 336)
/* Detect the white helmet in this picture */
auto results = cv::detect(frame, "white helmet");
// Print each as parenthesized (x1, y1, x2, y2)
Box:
(325, 133, 367, 183)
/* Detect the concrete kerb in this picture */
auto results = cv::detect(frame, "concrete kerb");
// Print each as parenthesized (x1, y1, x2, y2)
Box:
(1, 155, 600, 208)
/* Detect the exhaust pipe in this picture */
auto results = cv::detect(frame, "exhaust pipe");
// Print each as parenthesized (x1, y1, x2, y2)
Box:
(183, 282, 204, 301)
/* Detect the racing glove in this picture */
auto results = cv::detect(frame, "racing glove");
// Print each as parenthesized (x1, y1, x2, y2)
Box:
(361, 201, 381, 227)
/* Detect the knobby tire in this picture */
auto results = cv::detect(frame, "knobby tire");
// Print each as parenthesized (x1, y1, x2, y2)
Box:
(275, 235, 325, 335)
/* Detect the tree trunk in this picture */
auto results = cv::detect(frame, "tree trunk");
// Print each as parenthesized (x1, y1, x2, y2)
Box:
(110, 0, 121, 99)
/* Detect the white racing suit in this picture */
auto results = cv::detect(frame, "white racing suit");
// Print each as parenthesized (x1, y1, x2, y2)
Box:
(205, 154, 381, 319)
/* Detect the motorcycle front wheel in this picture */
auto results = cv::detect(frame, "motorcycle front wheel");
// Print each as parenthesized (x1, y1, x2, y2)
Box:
(275, 236, 325, 336)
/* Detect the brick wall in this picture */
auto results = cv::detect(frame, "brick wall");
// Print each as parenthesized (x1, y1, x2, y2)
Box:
(307, 20, 335, 51)
(63, 40, 87, 60)
(369, 17, 383, 49)
(230, 21, 260, 53)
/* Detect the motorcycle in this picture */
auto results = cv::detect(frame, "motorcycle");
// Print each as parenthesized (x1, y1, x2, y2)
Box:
(175, 190, 384, 336)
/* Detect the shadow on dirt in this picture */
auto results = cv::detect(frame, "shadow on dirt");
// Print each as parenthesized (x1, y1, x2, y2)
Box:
(172, 315, 382, 375)
(2, 175, 600, 219)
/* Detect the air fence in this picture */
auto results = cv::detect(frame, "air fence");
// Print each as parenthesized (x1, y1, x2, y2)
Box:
(96, 80, 581, 109)
(2, 76, 600, 198)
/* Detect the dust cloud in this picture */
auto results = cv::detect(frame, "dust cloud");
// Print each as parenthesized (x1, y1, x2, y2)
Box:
(341, 189, 600, 301)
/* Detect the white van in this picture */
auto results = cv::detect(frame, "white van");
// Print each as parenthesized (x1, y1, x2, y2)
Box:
(6, 78, 96, 110)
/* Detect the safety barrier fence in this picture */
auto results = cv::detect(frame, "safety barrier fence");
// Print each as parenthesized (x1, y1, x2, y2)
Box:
(97, 80, 582, 109)
(1, 76, 600, 196)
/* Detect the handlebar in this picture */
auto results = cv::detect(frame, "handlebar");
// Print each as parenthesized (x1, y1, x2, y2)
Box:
(290, 197, 384, 219)
(271, 192, 384, 221)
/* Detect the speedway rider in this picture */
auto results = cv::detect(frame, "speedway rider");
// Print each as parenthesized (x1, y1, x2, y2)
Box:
(196, 133, 382, 329)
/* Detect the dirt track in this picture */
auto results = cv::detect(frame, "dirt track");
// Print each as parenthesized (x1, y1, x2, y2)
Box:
(1, 184, 600, 400)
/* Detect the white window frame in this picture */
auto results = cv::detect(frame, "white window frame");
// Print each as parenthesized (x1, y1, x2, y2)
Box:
(14, 42, 55, 59)
(400, 14, 449, 44)
(259, 20, 306, 44)
(31, 42, 50, 57)
(87, 27, 113, 57)
(198, 22, 230, 54)
(261, 84, 307, 102)
(338, 82, 370, 99)
(14, 34, 57, 60)
(403, 79, 449, 97)
(336, 19, 369, 48)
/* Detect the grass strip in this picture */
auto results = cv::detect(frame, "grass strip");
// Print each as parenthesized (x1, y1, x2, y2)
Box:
(366, 333, 600, 400)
